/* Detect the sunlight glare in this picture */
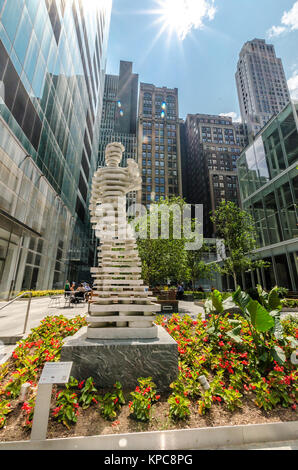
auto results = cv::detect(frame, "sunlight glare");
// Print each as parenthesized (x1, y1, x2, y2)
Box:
(155, 0, 216, 40)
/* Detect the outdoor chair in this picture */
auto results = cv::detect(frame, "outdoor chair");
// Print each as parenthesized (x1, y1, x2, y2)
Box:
(48, 295, 63, 308)
(63, 292, 74, 308)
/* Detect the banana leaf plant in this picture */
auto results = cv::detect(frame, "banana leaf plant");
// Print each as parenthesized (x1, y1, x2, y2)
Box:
(204, 287, 296, 368)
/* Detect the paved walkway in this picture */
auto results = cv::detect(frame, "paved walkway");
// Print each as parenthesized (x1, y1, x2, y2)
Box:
(0, 296, 87, 363)
(178, 300, 205, 318)
(0, 296, 87, 338)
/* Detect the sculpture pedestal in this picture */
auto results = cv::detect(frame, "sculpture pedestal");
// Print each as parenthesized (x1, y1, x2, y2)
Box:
(60, 326, 178, 392)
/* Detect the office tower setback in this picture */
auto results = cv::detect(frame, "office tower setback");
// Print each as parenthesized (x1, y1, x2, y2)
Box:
(236, 38, 291, 137)
(184, 113, 245, 237)
(98, 61, 139, 171)
(0, 0, 112, 298)
(138, 83, 182, 206)
(237, 101, 298, 291)
(98, 61, 139, 210)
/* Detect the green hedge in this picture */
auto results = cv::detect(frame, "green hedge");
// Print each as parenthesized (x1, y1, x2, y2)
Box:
(281, 299, 298, 309)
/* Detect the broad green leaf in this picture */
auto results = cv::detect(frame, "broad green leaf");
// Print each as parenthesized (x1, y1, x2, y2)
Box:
(207, 326, 215, 335)
(204, 299, 215, 314)
(232, 287, 251, 316)
(211, 290, 224, 313)
(268, 288, 282, 311)
(226, 326, 243, 344)
(270, 310, 284, 340)
(271, 345, 286, 365)
(246, 300, 275, 332)
(222, 296, 237, 312)
(257, 284, 267, 302)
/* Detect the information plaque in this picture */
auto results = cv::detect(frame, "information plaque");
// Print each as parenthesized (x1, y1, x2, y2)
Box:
(39, 361, 73, 385)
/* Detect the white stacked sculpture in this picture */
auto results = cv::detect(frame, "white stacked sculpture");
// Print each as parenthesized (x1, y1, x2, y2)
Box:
(88, 142, 161, 339)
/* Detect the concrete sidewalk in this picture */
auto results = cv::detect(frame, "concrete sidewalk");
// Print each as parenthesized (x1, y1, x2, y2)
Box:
(0, 298, 203, 338)
(178, 300, 205, 318)
(0, 296, 87, 338)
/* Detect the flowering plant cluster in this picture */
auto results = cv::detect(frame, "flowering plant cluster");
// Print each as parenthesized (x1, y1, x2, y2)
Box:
(129, 377, 161, 422)
(0, 400, 12, 429)
(155, 296, 298, 419)
(52, 376, 80, 429)
(0, 315, 87, 429)
(168, 393, 191, 420)
(21, 397, 36, 428)
(52, 378, 125, 425)
(78, 377, 99, 410)
(98, 381, 126, 421)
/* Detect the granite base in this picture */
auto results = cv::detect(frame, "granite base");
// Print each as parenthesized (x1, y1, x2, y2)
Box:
(60, 326, 178, 392)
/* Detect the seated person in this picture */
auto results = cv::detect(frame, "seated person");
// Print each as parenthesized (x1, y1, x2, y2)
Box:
(84, 283, 92, 301)
(73, 284, 86, 303)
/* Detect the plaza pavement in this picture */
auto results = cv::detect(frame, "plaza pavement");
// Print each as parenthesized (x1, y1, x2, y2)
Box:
(0, 296, 88, 338)
(0, 297, 204, 362)
(0, 298, 204, 339)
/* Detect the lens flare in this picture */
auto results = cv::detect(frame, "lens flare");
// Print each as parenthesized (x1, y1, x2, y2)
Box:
(152, 0, 216, 40)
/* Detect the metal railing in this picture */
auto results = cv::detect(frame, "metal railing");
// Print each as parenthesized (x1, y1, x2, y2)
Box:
(0, 291, 33, 335)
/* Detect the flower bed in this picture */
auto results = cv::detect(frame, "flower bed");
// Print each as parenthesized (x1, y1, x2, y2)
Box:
(0, 315, 87, 430)
(0, 300, 297, 442)
(17, 290, 65, 298)
(281, 299, 298, 310)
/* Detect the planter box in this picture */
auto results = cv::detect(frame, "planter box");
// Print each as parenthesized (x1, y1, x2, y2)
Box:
(0, 421, 297, 450)
(194, 301, 205, 307)
(156, 300, 179, 313)
(183, 294, 194, 302)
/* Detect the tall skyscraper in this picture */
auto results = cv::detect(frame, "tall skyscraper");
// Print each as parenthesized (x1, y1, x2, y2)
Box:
(0, 0, 112, 298)
(235, 38, 291, 137)
(137, 83, 182, 207)
(183, 113, 245, 237)
(98, 61, 139, 169)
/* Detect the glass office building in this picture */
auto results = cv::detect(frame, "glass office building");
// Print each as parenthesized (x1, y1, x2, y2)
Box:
(0, 0, 112, 298)
(237, 101, 298, 291)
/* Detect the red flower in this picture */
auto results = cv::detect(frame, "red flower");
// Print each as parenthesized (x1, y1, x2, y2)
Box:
(78, 380, 85, 389)
(114, 397, 119, 404)
(175, 398, 180, 404)
(147, 404, 151, 409)
(292, 404, 297, 411)
(156, 395, 161, 400)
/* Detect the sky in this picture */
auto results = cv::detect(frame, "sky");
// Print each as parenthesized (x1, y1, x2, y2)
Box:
(105, 0, 298, 121)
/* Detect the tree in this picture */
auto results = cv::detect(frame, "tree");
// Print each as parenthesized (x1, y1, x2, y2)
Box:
(210, 200, 265, 290)
(187, 244, 218, 291)
(134, 197, 191, 286)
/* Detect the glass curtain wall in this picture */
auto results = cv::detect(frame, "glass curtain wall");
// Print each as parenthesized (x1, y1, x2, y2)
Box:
(237, 101, 298, 290)
(0, 0, 112, 297)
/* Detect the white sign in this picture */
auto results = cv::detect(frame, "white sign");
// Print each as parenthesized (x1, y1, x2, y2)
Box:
(39, 362, 73, 384)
